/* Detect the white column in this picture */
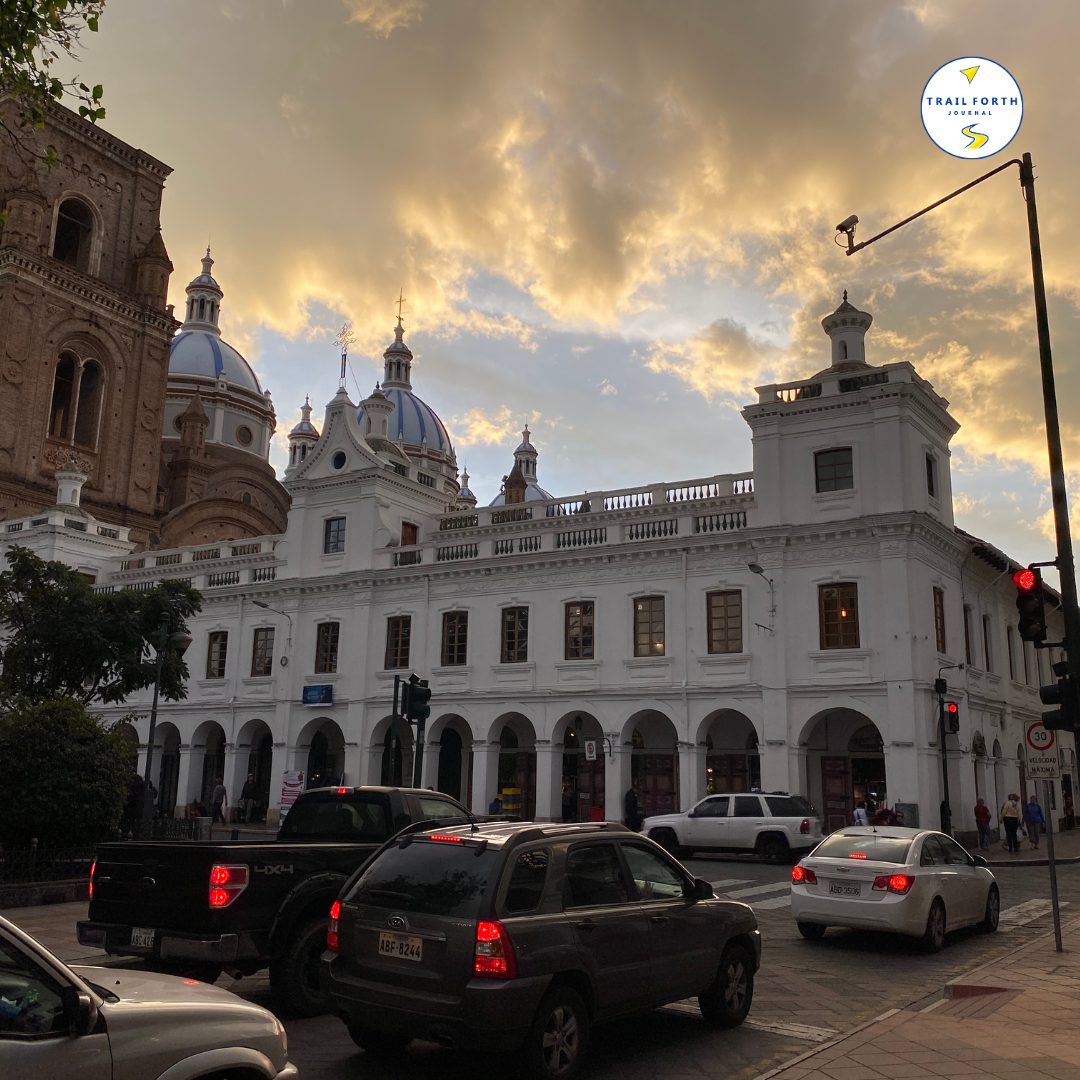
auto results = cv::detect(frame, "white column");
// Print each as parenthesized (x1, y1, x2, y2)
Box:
(678, 742, 705, 811)
(760, 740, 789, 793)
(174, 745, 198, 814)
(420, 741, 441, 790)
(470, 741, 501, 815)
(343, 741, 363, 788)
(361, 739, 383, 786)
(604, 736, 632, 824)
(265, 741, 289, 825)
(225, 743, 249, 818)
(534, 741, 562, 822)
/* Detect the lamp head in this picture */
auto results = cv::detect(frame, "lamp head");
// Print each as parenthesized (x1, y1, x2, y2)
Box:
(168, 629, 192, 659)
(748, 563, 765, 576)
(252, 600, 269, 609)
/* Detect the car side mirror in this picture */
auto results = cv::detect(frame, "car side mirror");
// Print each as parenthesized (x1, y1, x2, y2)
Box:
(972, 854, 988, 868)
(62, 986, 97, 1037)
(684, 877, 714, 901)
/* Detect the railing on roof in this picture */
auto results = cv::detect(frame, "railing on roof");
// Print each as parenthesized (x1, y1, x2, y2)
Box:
(775, 382, 822, 402)
(192, 547, 221, 562)
(436, 543, 478, 562)
(207, 571, 241, 588)
(155, 552, 183, 566)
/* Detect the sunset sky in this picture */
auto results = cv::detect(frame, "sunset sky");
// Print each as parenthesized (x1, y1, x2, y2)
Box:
(69, 0, 1080, 571)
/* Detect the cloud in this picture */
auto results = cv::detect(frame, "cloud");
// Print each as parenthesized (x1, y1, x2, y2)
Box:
(599, 380, 617, 396)
(342, 0, 426, 37)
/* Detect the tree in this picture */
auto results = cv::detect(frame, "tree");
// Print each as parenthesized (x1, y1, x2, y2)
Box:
(0, 546, 201, 705)
(1, 1, 105, 167)
(0, 696, 134, 848)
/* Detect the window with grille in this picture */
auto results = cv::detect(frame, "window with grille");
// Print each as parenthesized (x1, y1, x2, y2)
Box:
(206, 631, 228, 679)
(315, 622, 340, 673)
(385, 616, 411, 669)
(818, 584, 859, 649)
(926, 455, 938, 498)
(441, 611, 468, 666)
(323, 517, 346, 554)
(933, 587, 946, 654)
(502, 607, 529, 663)
(982, 616, 993, 673)
(707, 591, 742, 654)
(964, 605, 974, 666)
(565, 602, 594, 660)
(634, 596, 665, 657)
(814, 447, 854, 492)
(251, 627, 275, 677)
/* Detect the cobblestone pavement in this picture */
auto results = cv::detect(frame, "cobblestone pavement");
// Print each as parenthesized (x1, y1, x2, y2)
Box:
(215, 857, 1080, 1080)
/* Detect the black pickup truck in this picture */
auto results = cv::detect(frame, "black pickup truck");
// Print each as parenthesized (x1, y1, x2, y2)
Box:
(78, 785, 477, 1015)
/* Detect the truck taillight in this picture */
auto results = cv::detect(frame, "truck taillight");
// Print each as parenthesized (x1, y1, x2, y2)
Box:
(474, 920, 517, 978)
(209, 864, 249, 908)
(89, 858, 97, 899)
(327, 901, 340, 953)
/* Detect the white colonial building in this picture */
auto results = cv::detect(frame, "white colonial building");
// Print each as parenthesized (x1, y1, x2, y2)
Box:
(4, 294, 1075, 844)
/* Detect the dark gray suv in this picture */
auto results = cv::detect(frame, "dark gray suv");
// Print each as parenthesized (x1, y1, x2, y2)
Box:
(322, 820, 761, 1078)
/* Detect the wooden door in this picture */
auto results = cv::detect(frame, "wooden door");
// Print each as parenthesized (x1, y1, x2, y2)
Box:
(821, 756, 851, 833)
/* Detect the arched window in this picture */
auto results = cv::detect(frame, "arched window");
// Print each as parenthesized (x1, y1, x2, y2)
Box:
(50, 353, 76, 438)
(72, 360, 102, 447)
(187, 299, 195, 320)
(52, 199, 94, 272)
(198, 297, 206, 319)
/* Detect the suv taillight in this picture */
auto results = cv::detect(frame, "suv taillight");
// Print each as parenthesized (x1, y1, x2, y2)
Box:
(474, 920, 517, 978)
(327, 901, 340, 952)
(791, 865, 817, 884)
(89, 858, 97, 899)
(209, 864, 249, 908)
(800, 819, 810, 834)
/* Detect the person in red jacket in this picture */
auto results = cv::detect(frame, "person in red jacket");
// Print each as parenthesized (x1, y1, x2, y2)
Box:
(974, 797, 992, 850)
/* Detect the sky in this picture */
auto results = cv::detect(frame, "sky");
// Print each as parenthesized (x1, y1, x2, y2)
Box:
(63, 0, 1080, 571)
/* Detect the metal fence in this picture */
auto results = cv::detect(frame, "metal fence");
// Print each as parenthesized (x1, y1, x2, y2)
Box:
(0, 846, 96, 885)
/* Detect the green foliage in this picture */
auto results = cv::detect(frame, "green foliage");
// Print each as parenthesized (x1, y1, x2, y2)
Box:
(0, 546, 201, 705)
(0, 1, 105, 168)
(0, 697, 134, 848)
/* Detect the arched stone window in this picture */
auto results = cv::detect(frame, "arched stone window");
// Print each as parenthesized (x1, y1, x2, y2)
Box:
(52, 199, 94, 272)
(48, 350, 104, 449)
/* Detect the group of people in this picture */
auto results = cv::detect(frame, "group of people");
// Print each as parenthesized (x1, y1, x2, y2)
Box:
(185, 774, 264, 825)
(985, 793, 1045, 852)
(853, 802, 906, 827)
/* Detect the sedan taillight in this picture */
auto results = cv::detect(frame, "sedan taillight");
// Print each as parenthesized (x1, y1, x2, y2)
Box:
(873, 874, 914, 894)
(474, 920, 517, 978)
(327, 901, 340, 952)
(791, 865, 817, 884)
(209, 864, 249, 908)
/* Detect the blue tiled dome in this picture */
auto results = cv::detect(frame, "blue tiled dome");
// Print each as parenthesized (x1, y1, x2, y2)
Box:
(169, 330, 262, 393)
(358, 388, 452, 454)
(489, 481, 553, 506)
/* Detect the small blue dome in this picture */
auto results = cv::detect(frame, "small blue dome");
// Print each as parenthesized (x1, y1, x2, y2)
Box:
(489, 482, 553, 506)
(169, 330, 262, 394)
(358, 388, 452, 454)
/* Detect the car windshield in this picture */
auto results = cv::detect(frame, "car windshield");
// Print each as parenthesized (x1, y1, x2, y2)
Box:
(765, 795, 816, 817)
(812, 834, 913, 864)
(277, 796, 390, 841)
(349, 840, 499, 917)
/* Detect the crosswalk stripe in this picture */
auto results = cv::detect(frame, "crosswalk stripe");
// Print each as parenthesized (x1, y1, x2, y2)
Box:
(999, 898, 1070, 929)
(707, 878, 752, 889)
(752, 894, 791, 910)
(660, 1002, 836, 1042)
(723, 882, 791, 899)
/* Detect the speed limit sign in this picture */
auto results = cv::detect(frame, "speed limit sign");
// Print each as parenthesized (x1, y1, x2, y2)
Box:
(1026, 721, 1060, 779)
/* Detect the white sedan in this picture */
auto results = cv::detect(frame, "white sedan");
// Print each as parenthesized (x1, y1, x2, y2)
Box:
(789, 826, 999, 951)
(0, 913, 296, 1079)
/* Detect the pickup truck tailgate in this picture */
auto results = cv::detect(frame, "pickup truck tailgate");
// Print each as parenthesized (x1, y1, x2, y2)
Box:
(91, 843, 215, 933)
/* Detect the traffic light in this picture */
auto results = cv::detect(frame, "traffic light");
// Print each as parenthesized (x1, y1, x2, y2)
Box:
(1013, 567, 1048, 643)
(944, 701, 960, 733)
(404, 674, 431, 723)
(1041, 662, 1080, 732)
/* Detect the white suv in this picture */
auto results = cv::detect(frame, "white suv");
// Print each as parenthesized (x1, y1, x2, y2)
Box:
(643, 792, 823, 863)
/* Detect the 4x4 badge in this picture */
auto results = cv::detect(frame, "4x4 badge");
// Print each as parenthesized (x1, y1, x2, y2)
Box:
(387, 915, 407, 929)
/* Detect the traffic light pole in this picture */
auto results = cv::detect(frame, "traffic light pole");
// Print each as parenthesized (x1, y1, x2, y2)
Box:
(1043, 778, 1063, 952)
(937, 693, 952, 837)
(412, 715, 426, 789)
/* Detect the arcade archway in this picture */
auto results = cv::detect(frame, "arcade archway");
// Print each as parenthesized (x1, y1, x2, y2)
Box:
(700, 710, 760, 794)
(625, 710, 679, 818)
(490, 714, 536, 819)
(556, 712, 605, 822)
(801, 710, 886, 833)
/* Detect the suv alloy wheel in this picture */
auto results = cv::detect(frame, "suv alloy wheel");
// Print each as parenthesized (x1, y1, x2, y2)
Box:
(757, 834, 789, 864)
(527, 986, 589, 1079)
(699, 943, 754, 1028)
(269, 915, 329, 1016)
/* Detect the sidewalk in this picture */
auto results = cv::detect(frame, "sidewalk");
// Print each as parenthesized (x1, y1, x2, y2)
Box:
(2, 900, 121, 966)
(755, 914, 1080, 1080)
(967, 823, 1080, 866)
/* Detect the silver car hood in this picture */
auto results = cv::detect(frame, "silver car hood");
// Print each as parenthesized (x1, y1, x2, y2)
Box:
(72, 965, 287, 1078)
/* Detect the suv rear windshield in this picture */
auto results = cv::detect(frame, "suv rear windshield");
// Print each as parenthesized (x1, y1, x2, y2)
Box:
(812, 834, 913, 864)
(765, 795, 816, 818)
(349, 839, 499, 917)
(278, 796, 390, 842)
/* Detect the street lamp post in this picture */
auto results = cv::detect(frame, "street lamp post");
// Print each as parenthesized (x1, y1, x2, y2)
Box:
(141, 612, 192, 829)
(836, 154, 1080, 694)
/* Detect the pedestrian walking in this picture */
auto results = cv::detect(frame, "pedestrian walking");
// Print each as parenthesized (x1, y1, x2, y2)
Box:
(1023, 794, 1045, 850)
(488, 793, 503, 816)
(624, 785, 642, 832)
(210, 777, 228, 824)
(1000, 793, 1022, 852)
(240, 773, 258, 824)
(853, 802, 869, 826)
(974, 797, 992, 850)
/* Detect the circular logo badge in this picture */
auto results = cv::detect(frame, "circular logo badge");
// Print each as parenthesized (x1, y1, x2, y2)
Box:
(921, 57, 1023, 159)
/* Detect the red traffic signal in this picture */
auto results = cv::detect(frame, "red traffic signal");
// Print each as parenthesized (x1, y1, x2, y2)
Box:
(944, 701, 960, 733)
(1013, 568, 1037, 591)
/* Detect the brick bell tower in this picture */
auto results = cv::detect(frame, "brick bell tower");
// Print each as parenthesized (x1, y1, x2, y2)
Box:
(0, 100, 179, 548)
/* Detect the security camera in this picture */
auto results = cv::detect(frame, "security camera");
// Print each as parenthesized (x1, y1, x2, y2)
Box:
(835, 215, 859, 233)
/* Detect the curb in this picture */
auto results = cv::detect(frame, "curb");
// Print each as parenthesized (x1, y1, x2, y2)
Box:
(751, 913, 1080, 1079)
(978, 855, 1080, 867)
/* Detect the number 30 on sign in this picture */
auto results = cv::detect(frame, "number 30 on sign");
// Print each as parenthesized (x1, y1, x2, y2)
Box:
(1026, 721, 1055, 752)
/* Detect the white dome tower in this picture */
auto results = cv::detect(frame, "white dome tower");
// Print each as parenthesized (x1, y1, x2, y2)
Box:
(286, 396, 320, 475)
(457, 466, 477, 508)
(821, 290, 873, 370)
(182, 247, 224, 332)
